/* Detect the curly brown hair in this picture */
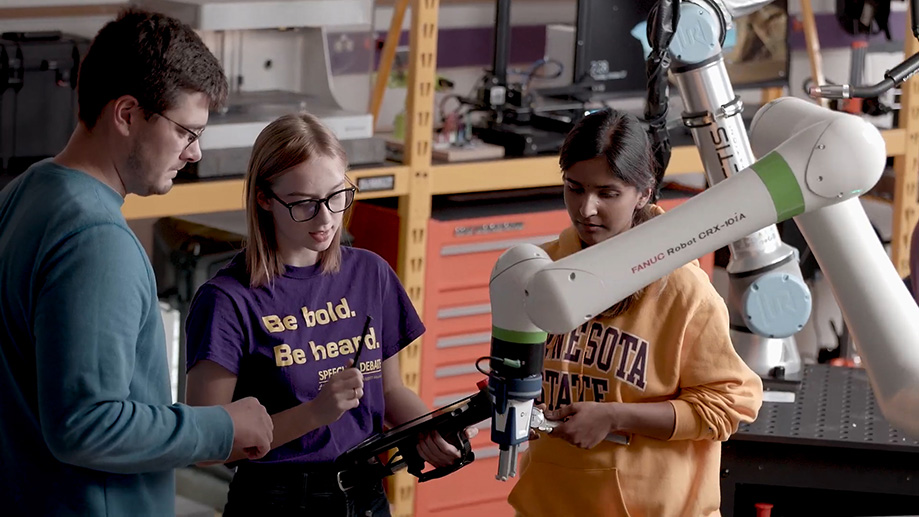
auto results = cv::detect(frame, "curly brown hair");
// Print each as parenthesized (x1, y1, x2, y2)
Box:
(77, 8, 227, 128)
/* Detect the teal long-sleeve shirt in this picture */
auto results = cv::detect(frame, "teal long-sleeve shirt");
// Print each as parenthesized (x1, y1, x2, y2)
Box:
(0, 161, 234, 516)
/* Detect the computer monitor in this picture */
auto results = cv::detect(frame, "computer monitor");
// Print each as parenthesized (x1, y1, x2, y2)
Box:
(572, 0, 653, 97)
(545, 0, 789, 99)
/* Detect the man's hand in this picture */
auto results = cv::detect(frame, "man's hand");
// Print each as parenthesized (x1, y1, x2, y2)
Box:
(310, 360, 364, 427)
(223, 397, 274, 460)
(546, 402, 616, 449)
(417, 427, 479, 468)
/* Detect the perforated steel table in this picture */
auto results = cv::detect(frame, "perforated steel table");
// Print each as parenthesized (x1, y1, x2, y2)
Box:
(720, 365, 919, 516)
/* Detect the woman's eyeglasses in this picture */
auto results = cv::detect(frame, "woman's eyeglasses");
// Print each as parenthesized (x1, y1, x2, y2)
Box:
(268, 187, 357, 222)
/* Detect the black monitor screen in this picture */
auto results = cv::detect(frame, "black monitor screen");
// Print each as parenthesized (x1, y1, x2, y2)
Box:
(572, 0, 789, 97)
(572, 0, 654, 96)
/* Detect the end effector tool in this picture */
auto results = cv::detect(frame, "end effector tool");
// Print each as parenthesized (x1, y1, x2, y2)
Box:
(488, 359, 543, 482)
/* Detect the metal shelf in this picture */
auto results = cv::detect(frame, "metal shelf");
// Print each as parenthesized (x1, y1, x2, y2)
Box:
(429, 128, 906, 195)
(121, 164, 409, 219)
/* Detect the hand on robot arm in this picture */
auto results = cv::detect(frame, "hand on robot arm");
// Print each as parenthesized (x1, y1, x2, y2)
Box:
(487, 97, 919, 481)
(543, 402, 622, 449)
(544, 401, 674, 448)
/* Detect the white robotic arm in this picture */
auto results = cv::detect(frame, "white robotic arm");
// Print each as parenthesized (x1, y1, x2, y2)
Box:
(487, 97, 919, 480)
(526, 98, 885, 332)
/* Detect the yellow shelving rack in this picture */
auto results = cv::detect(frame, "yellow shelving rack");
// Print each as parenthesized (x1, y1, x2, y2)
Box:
(891, 15, 919, 276)
(387, 1, 440, 515)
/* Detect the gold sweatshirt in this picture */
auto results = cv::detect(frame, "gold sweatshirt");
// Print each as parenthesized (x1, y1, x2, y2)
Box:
(508, 221, 763, 517)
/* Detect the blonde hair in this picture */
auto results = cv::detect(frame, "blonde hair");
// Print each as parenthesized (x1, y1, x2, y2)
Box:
(244, 112, 349, 288)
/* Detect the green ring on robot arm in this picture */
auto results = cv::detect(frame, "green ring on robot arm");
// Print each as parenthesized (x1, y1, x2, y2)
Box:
(491, 326, 548, 344)
(751, 151, 806, 221)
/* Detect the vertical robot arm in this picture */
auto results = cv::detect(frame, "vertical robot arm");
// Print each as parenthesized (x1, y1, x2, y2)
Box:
(488, 97, 919, 481)
(647, 0, 815, 381)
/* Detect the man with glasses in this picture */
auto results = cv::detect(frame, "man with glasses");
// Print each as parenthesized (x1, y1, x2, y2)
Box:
(158, 110, 207, 153)
(0, 9, 273, 516)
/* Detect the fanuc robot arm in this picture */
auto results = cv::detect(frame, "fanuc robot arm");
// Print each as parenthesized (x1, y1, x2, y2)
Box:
(486, 95, 919, 480)
(486, 0, 919, 482)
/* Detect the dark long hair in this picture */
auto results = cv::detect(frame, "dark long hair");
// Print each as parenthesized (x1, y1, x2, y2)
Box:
(559, 108, 664, 317)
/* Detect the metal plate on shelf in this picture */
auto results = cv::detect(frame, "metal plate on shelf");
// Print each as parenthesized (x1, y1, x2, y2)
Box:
(356, 175, 395, 193)
(737, 364, 919, 452)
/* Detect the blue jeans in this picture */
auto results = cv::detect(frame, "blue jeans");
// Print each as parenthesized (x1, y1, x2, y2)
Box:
(223, 462, 392, 517)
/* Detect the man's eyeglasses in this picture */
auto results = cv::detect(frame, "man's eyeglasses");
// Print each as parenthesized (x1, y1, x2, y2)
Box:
(268, 187, 357, 222)
(155, 112, 204, 150)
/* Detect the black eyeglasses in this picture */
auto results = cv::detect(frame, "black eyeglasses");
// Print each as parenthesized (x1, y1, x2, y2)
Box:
(268, 187, 357, 222)
(155, 112, 204, 150)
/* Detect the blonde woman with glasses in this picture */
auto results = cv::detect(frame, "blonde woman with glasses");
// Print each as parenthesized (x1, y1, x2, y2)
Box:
(185, 112, 472, 516)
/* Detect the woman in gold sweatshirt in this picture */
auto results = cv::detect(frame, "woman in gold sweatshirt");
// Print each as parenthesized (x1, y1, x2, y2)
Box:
(507, 109, 764, 517)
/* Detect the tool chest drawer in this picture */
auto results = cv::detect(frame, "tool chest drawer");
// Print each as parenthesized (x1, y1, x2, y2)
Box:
(424, 209, 569, 292)
(425, 328, 491, 364)
(420, 356, 489, 408)
(419, 288, 492, 409)
(422, 287, 492, 336)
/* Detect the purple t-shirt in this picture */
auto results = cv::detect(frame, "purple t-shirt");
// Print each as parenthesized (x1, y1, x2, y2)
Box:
(185, 246, 424, 464)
